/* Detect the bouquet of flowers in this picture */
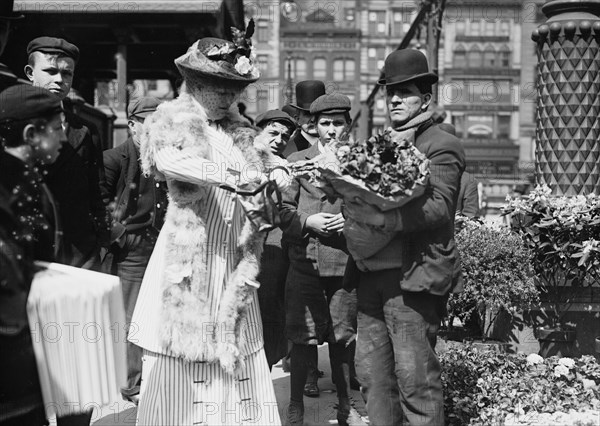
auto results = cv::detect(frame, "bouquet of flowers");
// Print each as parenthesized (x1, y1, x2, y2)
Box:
(291, 128, 430, 211)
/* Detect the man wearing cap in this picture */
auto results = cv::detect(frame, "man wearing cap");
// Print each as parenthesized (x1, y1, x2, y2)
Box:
(256, 108, 296, 157)
(0, 0, 23, 92)
(101, 97, 168, 403)
(282, 80, 326, 158)
(0, 84, 65, 425)
(343, 49, 465, 425)
(280, 93, 360, 426)
(25, 36, 110, 271)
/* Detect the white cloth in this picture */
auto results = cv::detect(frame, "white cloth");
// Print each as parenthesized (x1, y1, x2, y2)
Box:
(137, 349, 281, 425)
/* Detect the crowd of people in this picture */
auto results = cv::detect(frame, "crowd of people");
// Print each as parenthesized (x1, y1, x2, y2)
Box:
(0, 1, 480, 425)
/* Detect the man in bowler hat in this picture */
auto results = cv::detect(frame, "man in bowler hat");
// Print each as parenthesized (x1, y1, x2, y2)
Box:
(343, 49, 465, 425)
(282, 80, 326, 158)
(25, 36, 110, 271)
(0, 0, 23, 92)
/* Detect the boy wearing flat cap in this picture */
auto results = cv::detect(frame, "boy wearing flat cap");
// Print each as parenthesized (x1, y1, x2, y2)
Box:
(280, 93, 360, 425)
(25, 36, 110, 272)
(256, 109, 296, 157)
(343, 49, 465, 426)
(0, 84, 65, 426)
(100, 97, 168, 404)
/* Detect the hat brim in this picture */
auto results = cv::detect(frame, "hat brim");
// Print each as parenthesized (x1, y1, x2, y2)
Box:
(175, 48, 259, 86)
(315, 108, 349, 115)
(378, 72, 438, 86)
(289, 104, 310, 112)
(0, 12, 24, 20)
(130, 110, 156, 119)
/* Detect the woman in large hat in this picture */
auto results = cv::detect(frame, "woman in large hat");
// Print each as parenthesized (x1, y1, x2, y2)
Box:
(130, 32, 287, 425)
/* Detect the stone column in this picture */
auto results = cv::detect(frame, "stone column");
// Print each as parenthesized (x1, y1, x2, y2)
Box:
(532, 1, 600, 195)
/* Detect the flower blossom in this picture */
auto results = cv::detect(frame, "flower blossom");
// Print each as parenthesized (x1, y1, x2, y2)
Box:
(526, 353, 543, 365)
(234, 56, 253, 75)
(553, 364, 570, 377)
(558, 357, 575, 369)
(581, 378, 597, 390)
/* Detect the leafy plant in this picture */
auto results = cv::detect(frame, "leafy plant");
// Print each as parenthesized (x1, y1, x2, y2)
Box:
(503, 184, 600, 328)
(449, 217, 539, 339)
(441, 342, 600, 425)
(334, 129, 429, 197)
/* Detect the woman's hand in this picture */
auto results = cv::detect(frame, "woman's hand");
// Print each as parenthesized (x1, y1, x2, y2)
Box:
(324, 212, 344, 232)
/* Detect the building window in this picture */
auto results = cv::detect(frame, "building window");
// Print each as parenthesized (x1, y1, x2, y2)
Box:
(257, 19, 269, 42)
(499, 45, 511, 67)
(313, 57, 327, 80)
(500, 20, 510, 36)
(484, 20, 495, 36)
(376, 98, 385, 111)
(368, 10, 386, 35)
(345, 8, 354, 21)
(391, 10, 404, 37)
(285, 57, 307, 81)
(467, 45, 482, 68)
(466, 115, 494, 138)
(257, 88, 269, 113)
(470, 20, 481, 36)
(483, 45, 496, 67)
(334, 58, 355, 81)
(456, 20, 466, 36)
(257, 55, 269, 76)
(498, 114, 511, 138)
(368, 47, 386, 73)
(453, 45, 466, 68)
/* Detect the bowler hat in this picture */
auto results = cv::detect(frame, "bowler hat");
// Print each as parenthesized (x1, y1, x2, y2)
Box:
(291, 80, 326, 111)
(27, 37, 80, 62)
(378, 49, 438, 87)
(128, 97, 160, 119)
(0, 0, 24, 19)
(0, 84, 63, 122)
(310, 93, 351, 116)
(256, 109, 296, 130)
(175, 37, 259, 86)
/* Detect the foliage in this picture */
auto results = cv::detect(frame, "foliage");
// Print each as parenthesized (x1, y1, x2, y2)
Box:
(503, 184, 600, 327)
(449, 217, 539, 339)
(334, 129, 430, 197)
(441, 342, 600, 425)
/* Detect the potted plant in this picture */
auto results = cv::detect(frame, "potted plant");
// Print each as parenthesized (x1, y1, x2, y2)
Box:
(503, 184, 600, 357)
(448, 216, 540, 349)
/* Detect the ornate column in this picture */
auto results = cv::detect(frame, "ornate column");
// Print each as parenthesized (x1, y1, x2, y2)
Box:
(532, 1, 600, 195)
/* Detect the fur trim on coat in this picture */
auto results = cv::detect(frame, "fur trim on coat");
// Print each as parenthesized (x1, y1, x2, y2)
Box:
(139, 92, 278, 374)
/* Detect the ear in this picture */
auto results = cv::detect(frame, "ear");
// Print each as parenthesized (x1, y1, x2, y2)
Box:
(422, 93, 432, 110)
(24, 64, 34, 82)
(22, 123, 37, 144)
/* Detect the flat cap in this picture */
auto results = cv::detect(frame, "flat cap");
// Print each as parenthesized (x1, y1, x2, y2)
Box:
(27, 37, 80, 62)
(256, 109, 296, 130)
(128, 97, 160, 119)
(0, 84, 63, 122)
(309, 93, 351, 115)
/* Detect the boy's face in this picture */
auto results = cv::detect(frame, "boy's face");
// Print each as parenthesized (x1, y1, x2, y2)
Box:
(25, 52, 76, 100)
(264, 121, 293, 155)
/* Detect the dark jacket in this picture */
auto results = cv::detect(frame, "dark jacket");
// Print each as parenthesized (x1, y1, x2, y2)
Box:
(364, 121, 466, 296)
(280, 142, 348, 277)
(101, 137, 167, 242)
(457, 171, 480, 217)
(43, 115, 110, 269)
(282, 129, 313, 158)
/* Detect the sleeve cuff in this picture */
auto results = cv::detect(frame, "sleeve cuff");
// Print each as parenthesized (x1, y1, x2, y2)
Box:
(383, 209, 402, 232)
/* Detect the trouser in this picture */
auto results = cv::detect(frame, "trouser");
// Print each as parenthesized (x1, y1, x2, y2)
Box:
(107, 229, 158, 399)
(356, 268, 447, 426)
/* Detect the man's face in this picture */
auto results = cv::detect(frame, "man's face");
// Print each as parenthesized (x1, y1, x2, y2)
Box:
(25, 53, 75, 100)
(316, 113, 348, 146)
(128, 117, 145, 148)
(386, 82, 430, 128)
(263, 121, 292, 155)
(297, 109, 317, 136)
(28, 113, 67, 164)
